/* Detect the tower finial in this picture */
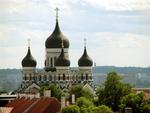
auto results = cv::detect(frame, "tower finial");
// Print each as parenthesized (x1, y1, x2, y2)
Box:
(61, 39, 64, 48)
(55, 7, 59, 21)
(84, 38, 86, 48)
(27, 38, 31, 48)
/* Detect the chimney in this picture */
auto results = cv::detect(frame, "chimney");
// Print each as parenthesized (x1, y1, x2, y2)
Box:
(44, 90, 51, 97)
(72, 94, 75, 104)
(61, 96, 66, 109)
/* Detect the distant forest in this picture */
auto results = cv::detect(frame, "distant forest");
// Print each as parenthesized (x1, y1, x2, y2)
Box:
(0, 66, 150, 92)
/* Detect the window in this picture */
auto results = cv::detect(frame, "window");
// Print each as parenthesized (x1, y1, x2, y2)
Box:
(24, 75, 27, 80)
(39, 75, 41, 81)
(63, 74, 65, 80)
(58, 75, 60, 80)
(49, 75, 52, 81)
(51, 58, 53, 67)
(86, 73, 88, 80)
(44, 75, 47, 81)
(81, 74, 84, 80)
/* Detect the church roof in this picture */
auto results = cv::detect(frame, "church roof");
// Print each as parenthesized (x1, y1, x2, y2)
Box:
(21, 47, 37, 67)
(55, 48, 70, 67)
(5, 97, 61, 113)
(78, 47, 93, 67)
(45, 14, 69, 48)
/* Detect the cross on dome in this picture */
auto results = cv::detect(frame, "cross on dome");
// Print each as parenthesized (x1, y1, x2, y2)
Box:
(55, 7, 59, 21)
(27, 38, 31, 48)
(84, 38, 87, 48)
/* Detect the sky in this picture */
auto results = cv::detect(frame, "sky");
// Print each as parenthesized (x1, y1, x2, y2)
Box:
(0, 0, 150, 68)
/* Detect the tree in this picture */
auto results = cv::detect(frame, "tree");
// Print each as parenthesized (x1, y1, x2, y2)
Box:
(141, 104, 150, 113)
(94, 105, 114, 113)
(69, 85, 93, 100)
(40, 84, 62, 100)
(80, 106, 95, 113)
(140, 99, 150, 113)
(76, 97, 93, 108)
(96, 72, 132, 111)
(119, 92, 144, 113)
(60, 105, 80, 113)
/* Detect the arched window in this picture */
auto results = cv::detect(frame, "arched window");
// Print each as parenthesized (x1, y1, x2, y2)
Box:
(58, 75, 60, 80)
(44, 75, 47, 81)
(86, 73, 88, 80)
(47, 57, 49, 66)
(29, 74, 32, 80)
(63, 74, 65, 80)
(24, 75, 27, 80)
(39, 75, 41, 81)
(32, 76, 35, 81)
(51, 58, 53, 67)
(81, 74, 84, 80)
(49, 75, 52, 81)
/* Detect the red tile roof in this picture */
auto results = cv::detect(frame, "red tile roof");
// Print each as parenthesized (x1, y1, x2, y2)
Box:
(5, 97, 61, 113)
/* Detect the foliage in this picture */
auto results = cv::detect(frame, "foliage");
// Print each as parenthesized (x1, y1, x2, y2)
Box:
(60, 105, 80, 113)
(96, 72, 132, 111)
(141, 104, 150, 113)
(76, 97, 93, 108)
(40, 83, 62, 100)
(69, 84, 93, 100)
(80, 106, 95, 113)
(140, 99, 150, 113)
(94, 105, 114, 113)
(119, 92, 144, 113)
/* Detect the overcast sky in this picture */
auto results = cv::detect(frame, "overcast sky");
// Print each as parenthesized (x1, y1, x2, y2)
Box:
(0, 0, 150, 68)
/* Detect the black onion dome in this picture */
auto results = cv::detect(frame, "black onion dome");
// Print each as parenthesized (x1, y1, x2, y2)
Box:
(45, 20, 69, 48)
(22, 47, 37, 67)
(55, 48, 70, 66)
(78, 47, 93, 67)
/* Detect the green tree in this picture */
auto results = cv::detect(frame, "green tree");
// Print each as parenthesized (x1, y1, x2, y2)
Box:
(96, 72, 132, 111)
(69, 85, 93, 100)
(94, 105, 114, 113)
(142, 104, 150, 113)
(80, 106, 95, 113)
(140, 99, 150, 113)
(40, 84, 62, 100)
(60, 105, 80, 113)
(76, 97, 93, 108)
(120, 92, 144, 113)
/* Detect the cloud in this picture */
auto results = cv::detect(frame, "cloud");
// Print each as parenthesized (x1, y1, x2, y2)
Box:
(0, 0, 150, 68)
(82, 0, 150, 11)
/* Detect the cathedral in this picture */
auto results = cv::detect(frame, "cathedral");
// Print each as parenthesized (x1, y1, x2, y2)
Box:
(20, 9, 93, 94)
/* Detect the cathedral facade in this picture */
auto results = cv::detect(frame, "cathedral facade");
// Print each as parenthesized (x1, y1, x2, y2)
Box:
(20, 10, 93, 93)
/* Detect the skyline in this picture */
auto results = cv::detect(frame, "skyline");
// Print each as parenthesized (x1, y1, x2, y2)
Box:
(0, 0, 150, 68)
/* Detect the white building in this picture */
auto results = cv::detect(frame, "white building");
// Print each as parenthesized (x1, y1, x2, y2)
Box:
(20, 9, 93, 93)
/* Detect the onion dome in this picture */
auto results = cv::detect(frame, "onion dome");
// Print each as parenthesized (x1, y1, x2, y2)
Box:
(55, 40, 70, 67)
(21, 47, 37, 67)
(78, 39, 93, 67)
(45, 8, 69, 48)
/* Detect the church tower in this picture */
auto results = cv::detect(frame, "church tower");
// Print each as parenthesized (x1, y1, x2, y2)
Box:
(78, 38, 93, 85)
(19, 8, 94, 94)
(21, 39, 37, 82)
(45, 8, 69, 72)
